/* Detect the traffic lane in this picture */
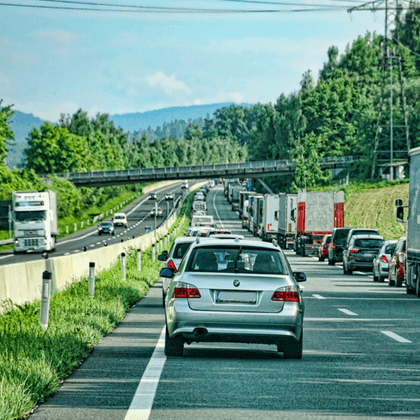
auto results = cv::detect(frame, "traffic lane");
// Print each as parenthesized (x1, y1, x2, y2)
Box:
(286, 251, 420, 319)
(149, 261, 420, 419)
(0, 183, 183, 264)
(30, 283, 166, 420)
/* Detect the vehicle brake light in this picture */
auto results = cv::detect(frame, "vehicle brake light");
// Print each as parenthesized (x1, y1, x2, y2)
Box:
(272, 286, 299, 302)
(173, 282, 201, 299)
(380, 255, 389, 263)
(350, 249, 360, 253)
(166, 259, 177, 273)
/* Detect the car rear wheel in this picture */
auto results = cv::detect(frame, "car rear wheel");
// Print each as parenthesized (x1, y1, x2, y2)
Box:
(406, 283, 415, 295)
(347, 268, 353, 275)
(164, 325, 184, 357)
(416, 277, 420, 298)
(162, 290, 166, 308)
(282, 331, 303, 359)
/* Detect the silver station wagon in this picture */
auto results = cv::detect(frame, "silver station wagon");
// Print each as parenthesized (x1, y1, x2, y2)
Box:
(160, 238, 306, 359)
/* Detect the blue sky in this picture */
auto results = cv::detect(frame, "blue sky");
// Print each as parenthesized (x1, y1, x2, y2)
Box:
(0, 1, 384, 122)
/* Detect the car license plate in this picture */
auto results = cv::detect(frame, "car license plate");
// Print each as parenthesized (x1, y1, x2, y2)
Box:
(216, 291, 256, 304)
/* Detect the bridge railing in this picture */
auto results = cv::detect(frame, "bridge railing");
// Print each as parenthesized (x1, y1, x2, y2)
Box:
(45, 156, 352, 184)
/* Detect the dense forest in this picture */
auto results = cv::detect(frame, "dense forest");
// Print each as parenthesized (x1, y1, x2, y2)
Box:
(2, 12, 420, 207)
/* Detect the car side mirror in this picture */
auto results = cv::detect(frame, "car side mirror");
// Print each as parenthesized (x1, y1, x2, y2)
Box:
(158, 251, 168, 261)
(160, 267, 174, 278)
(294, 272, 307, 282)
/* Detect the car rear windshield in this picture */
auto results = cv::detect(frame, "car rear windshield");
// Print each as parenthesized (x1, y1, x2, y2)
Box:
(333, 229, 351, 243)
(385, 244, 396, 254)
(186, 247, 287, 275)
(354, 238, 383, 248)
(101, 222, 113, 227)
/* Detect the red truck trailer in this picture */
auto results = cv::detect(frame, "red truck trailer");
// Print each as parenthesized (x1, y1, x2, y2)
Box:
(295, 190, 344, 256)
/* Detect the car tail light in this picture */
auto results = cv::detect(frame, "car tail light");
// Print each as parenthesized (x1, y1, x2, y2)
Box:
(331, 242, 336, 249)
(173, 282, 201, 299)
(350, 248, 360, 253)
(272, 285, 299, 302)
(380, 255, 389, 263)
(166, 259, 177, 273)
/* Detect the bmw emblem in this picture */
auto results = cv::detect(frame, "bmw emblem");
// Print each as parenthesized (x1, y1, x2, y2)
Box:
(233, 279, 240, 287)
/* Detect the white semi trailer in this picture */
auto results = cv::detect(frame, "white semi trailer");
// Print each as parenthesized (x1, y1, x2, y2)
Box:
(277, 193, 297, 249)
(261, 194, 279, 242)
(396, 147, 420, 296)
(12, 190, 58, 253)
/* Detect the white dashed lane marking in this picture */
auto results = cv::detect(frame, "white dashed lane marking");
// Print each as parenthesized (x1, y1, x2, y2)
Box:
(381, 331, 412, 343)
(338, 308, 358, 316)
(313, 294, 326, 299)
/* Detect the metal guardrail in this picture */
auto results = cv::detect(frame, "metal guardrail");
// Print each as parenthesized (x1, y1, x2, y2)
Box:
(43, 156, 354, 188)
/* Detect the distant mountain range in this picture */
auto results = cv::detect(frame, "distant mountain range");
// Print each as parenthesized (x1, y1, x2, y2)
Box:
(5, 103, 250, 169)
(6, 111, 46, 169)
(110, 103, 251, 132)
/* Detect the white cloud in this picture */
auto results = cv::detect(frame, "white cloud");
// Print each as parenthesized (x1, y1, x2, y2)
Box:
(145, 72, 192, 95)
(33, 30, 80, 45)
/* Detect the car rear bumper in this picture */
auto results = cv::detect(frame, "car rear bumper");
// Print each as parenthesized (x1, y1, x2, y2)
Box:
(167, 301, 303, 343)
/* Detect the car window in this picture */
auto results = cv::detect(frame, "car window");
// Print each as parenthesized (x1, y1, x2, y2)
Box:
(401, 240, 406, 252)
(354, 238, 383, 248)
(186, 247, 286, 275)
(326, 236, 332, 244)
(173, 242, 193, 259)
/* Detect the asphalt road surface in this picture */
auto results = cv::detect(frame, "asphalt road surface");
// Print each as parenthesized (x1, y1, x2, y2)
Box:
(0, 182, 186, 267)
(30, 185, 420, 420)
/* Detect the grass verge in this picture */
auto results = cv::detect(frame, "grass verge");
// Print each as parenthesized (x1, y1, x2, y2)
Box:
(0, 193, 192, 420)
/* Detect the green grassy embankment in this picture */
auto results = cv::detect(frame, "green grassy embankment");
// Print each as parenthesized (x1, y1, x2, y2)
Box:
(0, 193, 193, 420)
(345, 183, 408, 240)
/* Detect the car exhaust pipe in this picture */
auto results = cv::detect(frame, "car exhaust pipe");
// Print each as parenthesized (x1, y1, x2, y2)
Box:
(193, 328, 208, 337)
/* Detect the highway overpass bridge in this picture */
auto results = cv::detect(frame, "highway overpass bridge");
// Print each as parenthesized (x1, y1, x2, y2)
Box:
(62, 156, 354, 188)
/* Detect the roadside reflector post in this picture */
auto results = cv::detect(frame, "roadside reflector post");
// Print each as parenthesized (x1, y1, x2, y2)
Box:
(40, 271, 52, 330)
(121, 252, 126, 281)
(89, 262, 95, 297)
(160, 238, 163, 251)
(164, 235, 167, 248)
(137, 249, 141, 271)
(66, 225, 69, 234)
(74, 223, 77, 232)
(152, 244, 156, 261)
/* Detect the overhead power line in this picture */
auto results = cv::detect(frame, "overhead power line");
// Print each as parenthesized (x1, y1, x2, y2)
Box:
(0, 0, 366, 13)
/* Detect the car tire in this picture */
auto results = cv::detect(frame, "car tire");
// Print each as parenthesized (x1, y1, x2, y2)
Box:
(416, 277, 420, 298)
(164, 325, 184, 357)
(379, 276, 385, 283)
(406, 283, 415, 295)
(162, 290, 166, 308)
(396, 277, 403, 287)
(282, 331, 303, 359)
(373, 272, 378, 282)
(388, 276, 395, 286)
(347, 268, 353, 275)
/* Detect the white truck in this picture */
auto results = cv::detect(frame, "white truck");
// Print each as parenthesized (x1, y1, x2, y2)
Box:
(396, 146, 420, 296)
(277, 193, 297, 249)
(249, 194, 264, 236)
(12, 190, 58, 253)
(239, 191, 256, 228)
(261, 194, 279, 242)
(231, 185, 245, 211)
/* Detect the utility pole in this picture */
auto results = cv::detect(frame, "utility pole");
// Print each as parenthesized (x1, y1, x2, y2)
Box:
(348, 0, 414, 178)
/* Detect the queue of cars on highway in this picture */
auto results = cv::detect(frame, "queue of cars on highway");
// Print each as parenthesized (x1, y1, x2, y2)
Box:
(157, 180, 307, 359)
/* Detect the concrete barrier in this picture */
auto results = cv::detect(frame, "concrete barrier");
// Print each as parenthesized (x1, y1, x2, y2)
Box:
(0, 197, 182, 311)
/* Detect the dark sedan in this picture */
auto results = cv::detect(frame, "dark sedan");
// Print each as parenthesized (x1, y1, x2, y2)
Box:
(98, 221, 115, 236)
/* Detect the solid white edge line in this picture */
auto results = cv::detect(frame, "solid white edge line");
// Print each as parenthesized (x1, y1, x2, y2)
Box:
(338, 308, 358, 316)
(124, 326, 166, 420)
(381, 331, 412, 343)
